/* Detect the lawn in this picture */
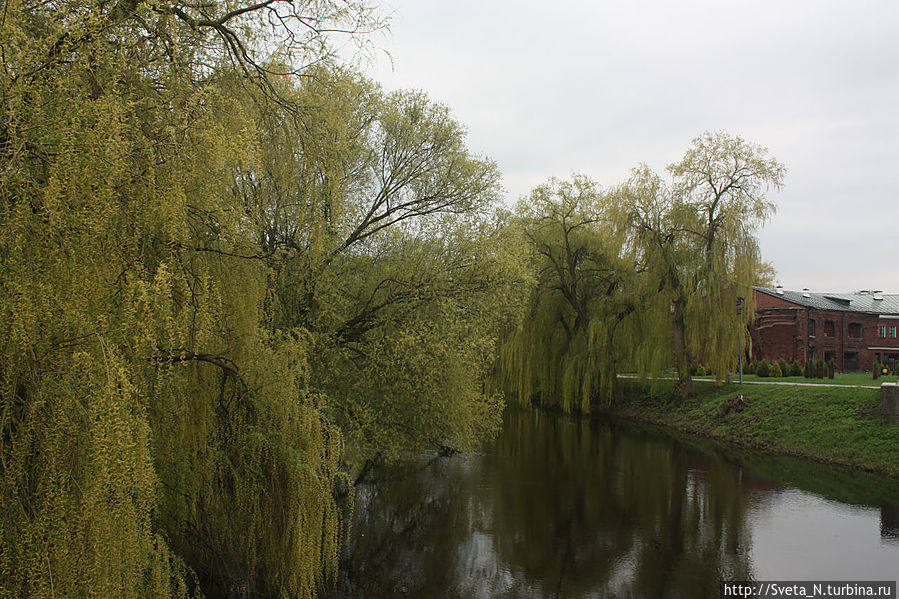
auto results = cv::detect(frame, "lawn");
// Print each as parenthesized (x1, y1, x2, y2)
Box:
(613, 378, 899, 477)
(699, 371, 895, 387)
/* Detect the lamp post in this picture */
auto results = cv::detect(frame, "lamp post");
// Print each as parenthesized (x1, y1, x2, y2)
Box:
(736, 296, 745, 384)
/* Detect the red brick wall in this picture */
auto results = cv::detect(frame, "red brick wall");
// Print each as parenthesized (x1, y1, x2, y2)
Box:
(750, 307, 802, 363)
(750, 290, 899, 372)
(755, 292, 800, 310)
(870, 317, 899, 369)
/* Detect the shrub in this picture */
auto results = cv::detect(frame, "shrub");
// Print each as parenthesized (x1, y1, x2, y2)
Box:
(874, 360, 882, 380)
(827, 358, 836, 379)
(769, 362, 783, 378)
(756, 361, 770, 377)
(816, 358, 826, 379)
(790, 361, 803, 377)
(778, 358, 790, 377)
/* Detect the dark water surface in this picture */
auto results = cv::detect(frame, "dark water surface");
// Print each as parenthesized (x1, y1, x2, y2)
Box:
(334, 408, 899, 598)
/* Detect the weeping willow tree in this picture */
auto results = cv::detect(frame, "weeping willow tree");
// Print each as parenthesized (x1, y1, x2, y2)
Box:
(314, 213, 530, 459)
(2, 0, 526, 592)
(618, 132, 784, 398)
(0, 0, 385, 597)
(502, 134, 783, 411)
(230, 64, 531, 459)
(500, 176, 635, 413)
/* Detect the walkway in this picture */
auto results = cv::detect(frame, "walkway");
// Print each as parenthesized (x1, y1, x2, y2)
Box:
(617, 374, 882, 390)
(696, 378, 881, 390)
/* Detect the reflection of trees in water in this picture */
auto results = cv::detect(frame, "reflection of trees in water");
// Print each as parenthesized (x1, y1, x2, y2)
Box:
(332, 455, 479, 597)
(882, 503, 899, 543)
(486, 412, 753, 598)
(333, 409, 759, 598)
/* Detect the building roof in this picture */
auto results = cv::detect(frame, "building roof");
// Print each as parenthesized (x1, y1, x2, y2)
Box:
(755, 287, 899, 315)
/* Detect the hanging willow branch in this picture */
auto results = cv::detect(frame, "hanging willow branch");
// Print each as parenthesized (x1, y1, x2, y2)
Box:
(154, 348, 248, 390)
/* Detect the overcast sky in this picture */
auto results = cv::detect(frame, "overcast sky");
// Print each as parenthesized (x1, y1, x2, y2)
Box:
(351, 0, 899, 293)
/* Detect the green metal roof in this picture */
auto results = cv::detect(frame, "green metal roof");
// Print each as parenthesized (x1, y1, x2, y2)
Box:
(755, 287, 899, 315)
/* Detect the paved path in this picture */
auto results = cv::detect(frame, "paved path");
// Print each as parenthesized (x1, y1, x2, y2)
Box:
(696, 378, 881, 389)
(617, 374, 882, 390)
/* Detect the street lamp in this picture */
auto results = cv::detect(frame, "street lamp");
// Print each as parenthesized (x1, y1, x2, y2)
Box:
(736, 296, 745, 384)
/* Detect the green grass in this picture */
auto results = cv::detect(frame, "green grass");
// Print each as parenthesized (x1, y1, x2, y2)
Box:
(729, 371, 896, 386)
(613, 379, 899, 478)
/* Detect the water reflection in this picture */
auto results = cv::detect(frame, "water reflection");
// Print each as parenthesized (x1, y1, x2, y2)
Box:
(333, 409, 899, 598)
(883, 504, 899, 542)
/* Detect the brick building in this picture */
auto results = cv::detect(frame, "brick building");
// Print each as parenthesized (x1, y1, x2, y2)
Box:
(749, 287, 899, 372)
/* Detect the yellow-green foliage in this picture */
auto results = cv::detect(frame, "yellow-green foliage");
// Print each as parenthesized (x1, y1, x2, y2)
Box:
(502, 134, 782, 410)
(1, 6, 194, 593)
(230, 66, 528, 459)
(623, 133, 782, 390)
(0, 1, 379, 597)
(315, 213, 529, 457)
(500, 177, 634, 412)
(0, 345, 193, 599)
(2, 1, 521, 596)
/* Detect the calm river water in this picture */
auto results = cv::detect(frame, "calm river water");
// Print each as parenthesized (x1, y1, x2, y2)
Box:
(333, 408, 899, 598)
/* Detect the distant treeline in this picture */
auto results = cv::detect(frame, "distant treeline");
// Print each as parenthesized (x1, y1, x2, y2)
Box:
(500, 132, 783, 411)
(0, 1, 782, 597)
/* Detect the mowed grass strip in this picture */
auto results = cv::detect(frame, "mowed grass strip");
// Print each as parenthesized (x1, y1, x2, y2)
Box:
(614, 379, 899, 477)
(720, 371, 894, 387)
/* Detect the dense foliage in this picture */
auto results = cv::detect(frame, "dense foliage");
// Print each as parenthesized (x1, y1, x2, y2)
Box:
(500, 176, 635, 413)
(0, 0, 786, 593)
(501, 133, 784, 410)
(0, 1, 525, 596)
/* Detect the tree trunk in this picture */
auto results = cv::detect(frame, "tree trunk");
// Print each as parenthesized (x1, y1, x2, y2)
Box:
(671, 297, 693, 400)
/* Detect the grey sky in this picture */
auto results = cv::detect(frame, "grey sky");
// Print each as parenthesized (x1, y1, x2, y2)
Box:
(352, 0, 899, 293)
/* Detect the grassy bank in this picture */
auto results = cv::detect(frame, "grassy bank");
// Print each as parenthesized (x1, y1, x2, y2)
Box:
(610, 378, 899, 478)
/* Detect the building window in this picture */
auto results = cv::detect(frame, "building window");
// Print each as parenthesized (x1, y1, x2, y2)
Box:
(891, 327, 897, 339)
(809, 320, 816, 336)
(881, 326, 888, 338)
(824, 321, 835, 337)
(848, 323, 862, 338)
(843, 352, 859, 371)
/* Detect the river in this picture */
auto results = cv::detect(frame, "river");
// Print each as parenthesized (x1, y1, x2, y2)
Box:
(333, 408, 899, 598)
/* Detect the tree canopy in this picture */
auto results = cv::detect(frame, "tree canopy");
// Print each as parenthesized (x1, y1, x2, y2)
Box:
(0, 1, 525, 597)
(1, 0, 786, 594)
(501, 132, 784, 409)
(500, 176, 634, 413)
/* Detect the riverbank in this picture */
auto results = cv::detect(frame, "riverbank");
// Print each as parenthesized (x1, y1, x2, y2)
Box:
(608, 378, 899, 478)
